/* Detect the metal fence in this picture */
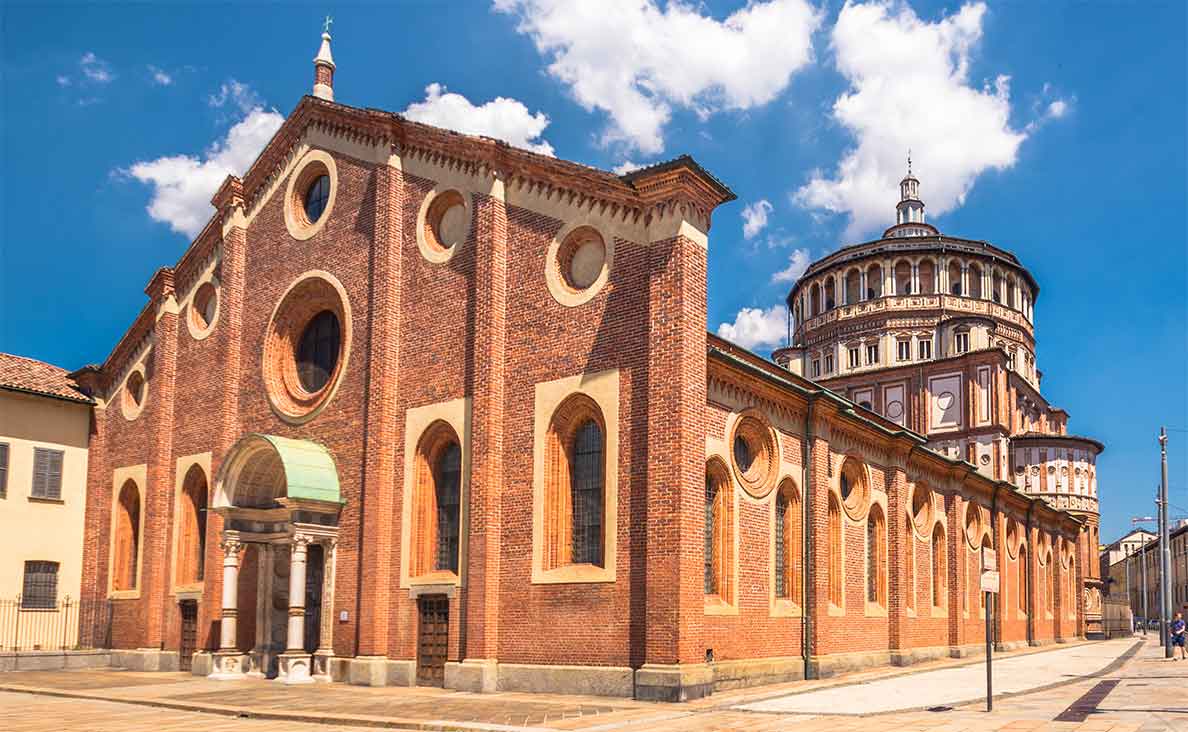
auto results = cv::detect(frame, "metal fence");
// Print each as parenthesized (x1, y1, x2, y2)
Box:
(0, 597, 111, 652)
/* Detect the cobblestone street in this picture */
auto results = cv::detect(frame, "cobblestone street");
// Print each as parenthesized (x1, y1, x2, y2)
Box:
(1, 637, 1182, 732)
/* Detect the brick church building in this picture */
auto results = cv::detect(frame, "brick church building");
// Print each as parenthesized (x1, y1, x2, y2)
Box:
(74, 30, 1094, 700)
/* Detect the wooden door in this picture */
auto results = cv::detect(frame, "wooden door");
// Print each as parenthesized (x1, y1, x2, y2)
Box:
(416, 595, 448, 687)
(178, 600, 198, 672)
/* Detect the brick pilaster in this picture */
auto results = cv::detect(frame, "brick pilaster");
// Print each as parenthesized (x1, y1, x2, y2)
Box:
(143, 267, 179, 648)
(356, 159, 404, 657)
(462, 176, 508, 661)
(946, 493, 962, 649)
(207, 177, 246, 650)
(886, 456, 909, 650)
(642, 233, 707, 666)
(78, 403, 109, 645)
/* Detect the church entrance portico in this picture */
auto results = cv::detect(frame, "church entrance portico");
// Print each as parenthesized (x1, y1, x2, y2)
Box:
(207, 434, 343, 685)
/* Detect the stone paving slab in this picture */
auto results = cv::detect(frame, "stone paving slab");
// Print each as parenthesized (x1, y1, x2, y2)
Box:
(736, 639, 1141, 716)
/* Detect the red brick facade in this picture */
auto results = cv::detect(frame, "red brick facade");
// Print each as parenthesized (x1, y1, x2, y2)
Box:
(74, 91, 1089, 700)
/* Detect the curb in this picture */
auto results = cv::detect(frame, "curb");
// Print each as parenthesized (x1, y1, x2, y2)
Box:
(732, 639, 1144, 718)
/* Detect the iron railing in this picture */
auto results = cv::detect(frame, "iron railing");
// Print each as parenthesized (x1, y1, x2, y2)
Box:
(0, 596, 111, 652)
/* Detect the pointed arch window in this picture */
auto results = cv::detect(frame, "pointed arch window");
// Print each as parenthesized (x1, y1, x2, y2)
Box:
(113, 480, 141, 591)
(705, 459, 734, 602)
(828, 494, 843, 606)
(543, 395, 607, 571)
(932, 523, 947, 608)
(867, 504, 886, 606)
(177, 465, 208, 585)
(411, 422, 464, 577)
(774, 479, 801, 601)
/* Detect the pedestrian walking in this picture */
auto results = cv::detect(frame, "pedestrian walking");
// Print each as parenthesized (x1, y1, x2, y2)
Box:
(1172, 612, 1186, 660)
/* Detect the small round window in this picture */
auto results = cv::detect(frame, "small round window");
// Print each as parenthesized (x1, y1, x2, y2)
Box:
(296, 310, 341, 393)
(733, 434, 753, 475)
(304, 175, 331, 224)
(560, 227, 607, 292)
(188, 281, 219, 337)
(121, 368, 147, 420)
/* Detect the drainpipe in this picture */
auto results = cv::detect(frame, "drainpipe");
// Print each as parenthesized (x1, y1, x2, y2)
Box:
(801, 397, 816, 680)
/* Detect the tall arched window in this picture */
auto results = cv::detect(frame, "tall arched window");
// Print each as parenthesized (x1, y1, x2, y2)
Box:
(809, 283, 821, 317)
(411, 421, 463, 577)
(895, 261, 913, 295)
(774, 479, 800, 601)
(844, 269, 860, 305)
(867, 504, 886, 606)
(114, 480, 140, 591)
(992, 271, 1004, 303)
(968, 263, 983, 299)
(918, 260, 936, 294)
(824, 277, 837, 310)
(178, 465, 207, 585)
(828, 494, 843, 606)
(932, 523, 946, 607)
(866, 263, 883, 299)
(948, 261, 962, 295)
(905, 515, 916, 611)
(1018, 545, 1029, 615)
(544, 395, 607, 571)
(705, 459, 734, 600)
(570, 420, 604, 566)
(435, 443, 462, 572)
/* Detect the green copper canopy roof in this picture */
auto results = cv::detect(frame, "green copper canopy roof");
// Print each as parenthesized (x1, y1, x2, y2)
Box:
(254, 433, 343, 505)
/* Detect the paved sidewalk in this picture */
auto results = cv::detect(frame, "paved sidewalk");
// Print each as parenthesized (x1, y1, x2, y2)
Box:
(737, 638, 1141, 715)
(0, 637, 1169, 731)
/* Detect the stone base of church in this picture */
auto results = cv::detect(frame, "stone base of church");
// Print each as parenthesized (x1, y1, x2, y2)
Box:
(489, 662, 634, 697)
(111, 648, 179, 672)
(709, 656, 805, 691)
(634, 662, 713, 702)
(995, 640, 1030, 652)
(445, 658, 499, 693)
(336, 656, 415, 687)
(278, 651, 315, 684)
(889, 644, 950, 666)
(809, 649, 892, 678)
(191, 651, 213, 676)
(208, 650, 250, 679)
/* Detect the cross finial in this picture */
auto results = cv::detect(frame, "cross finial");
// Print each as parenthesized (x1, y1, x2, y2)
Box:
(323, 15, 333, 34)
(907, 149, 912, 175)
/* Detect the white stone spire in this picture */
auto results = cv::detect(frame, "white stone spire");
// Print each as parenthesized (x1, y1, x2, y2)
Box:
(313, 17, 335, 102)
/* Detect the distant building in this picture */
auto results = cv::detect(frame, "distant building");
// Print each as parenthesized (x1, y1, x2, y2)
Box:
(1104, 524, 1188, 621)
(1099, 528, 1156, 586)
(774, 164, 1107, 635)
(0, 353, 93, 649)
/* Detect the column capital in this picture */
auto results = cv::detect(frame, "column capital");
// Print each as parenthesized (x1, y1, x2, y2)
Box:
(220, 533, 244, 558)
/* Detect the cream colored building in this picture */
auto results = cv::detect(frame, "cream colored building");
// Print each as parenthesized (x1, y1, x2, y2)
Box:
(0, 353, 93, 650)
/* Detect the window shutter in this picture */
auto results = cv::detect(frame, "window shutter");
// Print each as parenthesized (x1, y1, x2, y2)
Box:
(47, 450, 63, 500)
(32, 448, 48, 498)
(0, 443, 8, 499)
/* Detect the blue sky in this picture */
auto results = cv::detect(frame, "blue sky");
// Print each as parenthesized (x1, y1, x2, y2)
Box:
(1, 1, 1184, 542)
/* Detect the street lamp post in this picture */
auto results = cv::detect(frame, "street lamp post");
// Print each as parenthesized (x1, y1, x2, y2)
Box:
(1159, 428, 1172, 658)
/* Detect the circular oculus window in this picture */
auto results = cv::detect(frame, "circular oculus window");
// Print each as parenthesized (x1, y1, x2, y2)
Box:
(910, 484, 933, 537)
(187, 280, 220, 339)
(546, 223, 613, 307)
(121, 367, 147, 421)
(729, 411, 778, 499)
(263, 271, 351, 424)
(284, 150, 338, 241)
(838, 456, 870, 521)
(965, 502, 982, 549)
(417, 188, 471, 263)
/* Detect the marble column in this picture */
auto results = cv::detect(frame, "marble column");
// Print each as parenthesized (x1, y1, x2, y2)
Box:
(313, 538, 337, 681)
(279, 535, 314, 684)
(209, 532, 246, 679)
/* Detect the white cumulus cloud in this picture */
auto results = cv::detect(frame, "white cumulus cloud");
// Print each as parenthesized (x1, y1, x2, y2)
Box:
(741, 199, 774, 239)
(402, 83, 555, 156)
(795, 1, 1027, 239)
(772, 247, 812, 283)
(149, 65, 174, 86)
(494, 0, 820, 155)
(717, 304, 789, 350)
(80, 52, 114, 83)
(124, 97, 283, 238)
(613, 160, 645, 175)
